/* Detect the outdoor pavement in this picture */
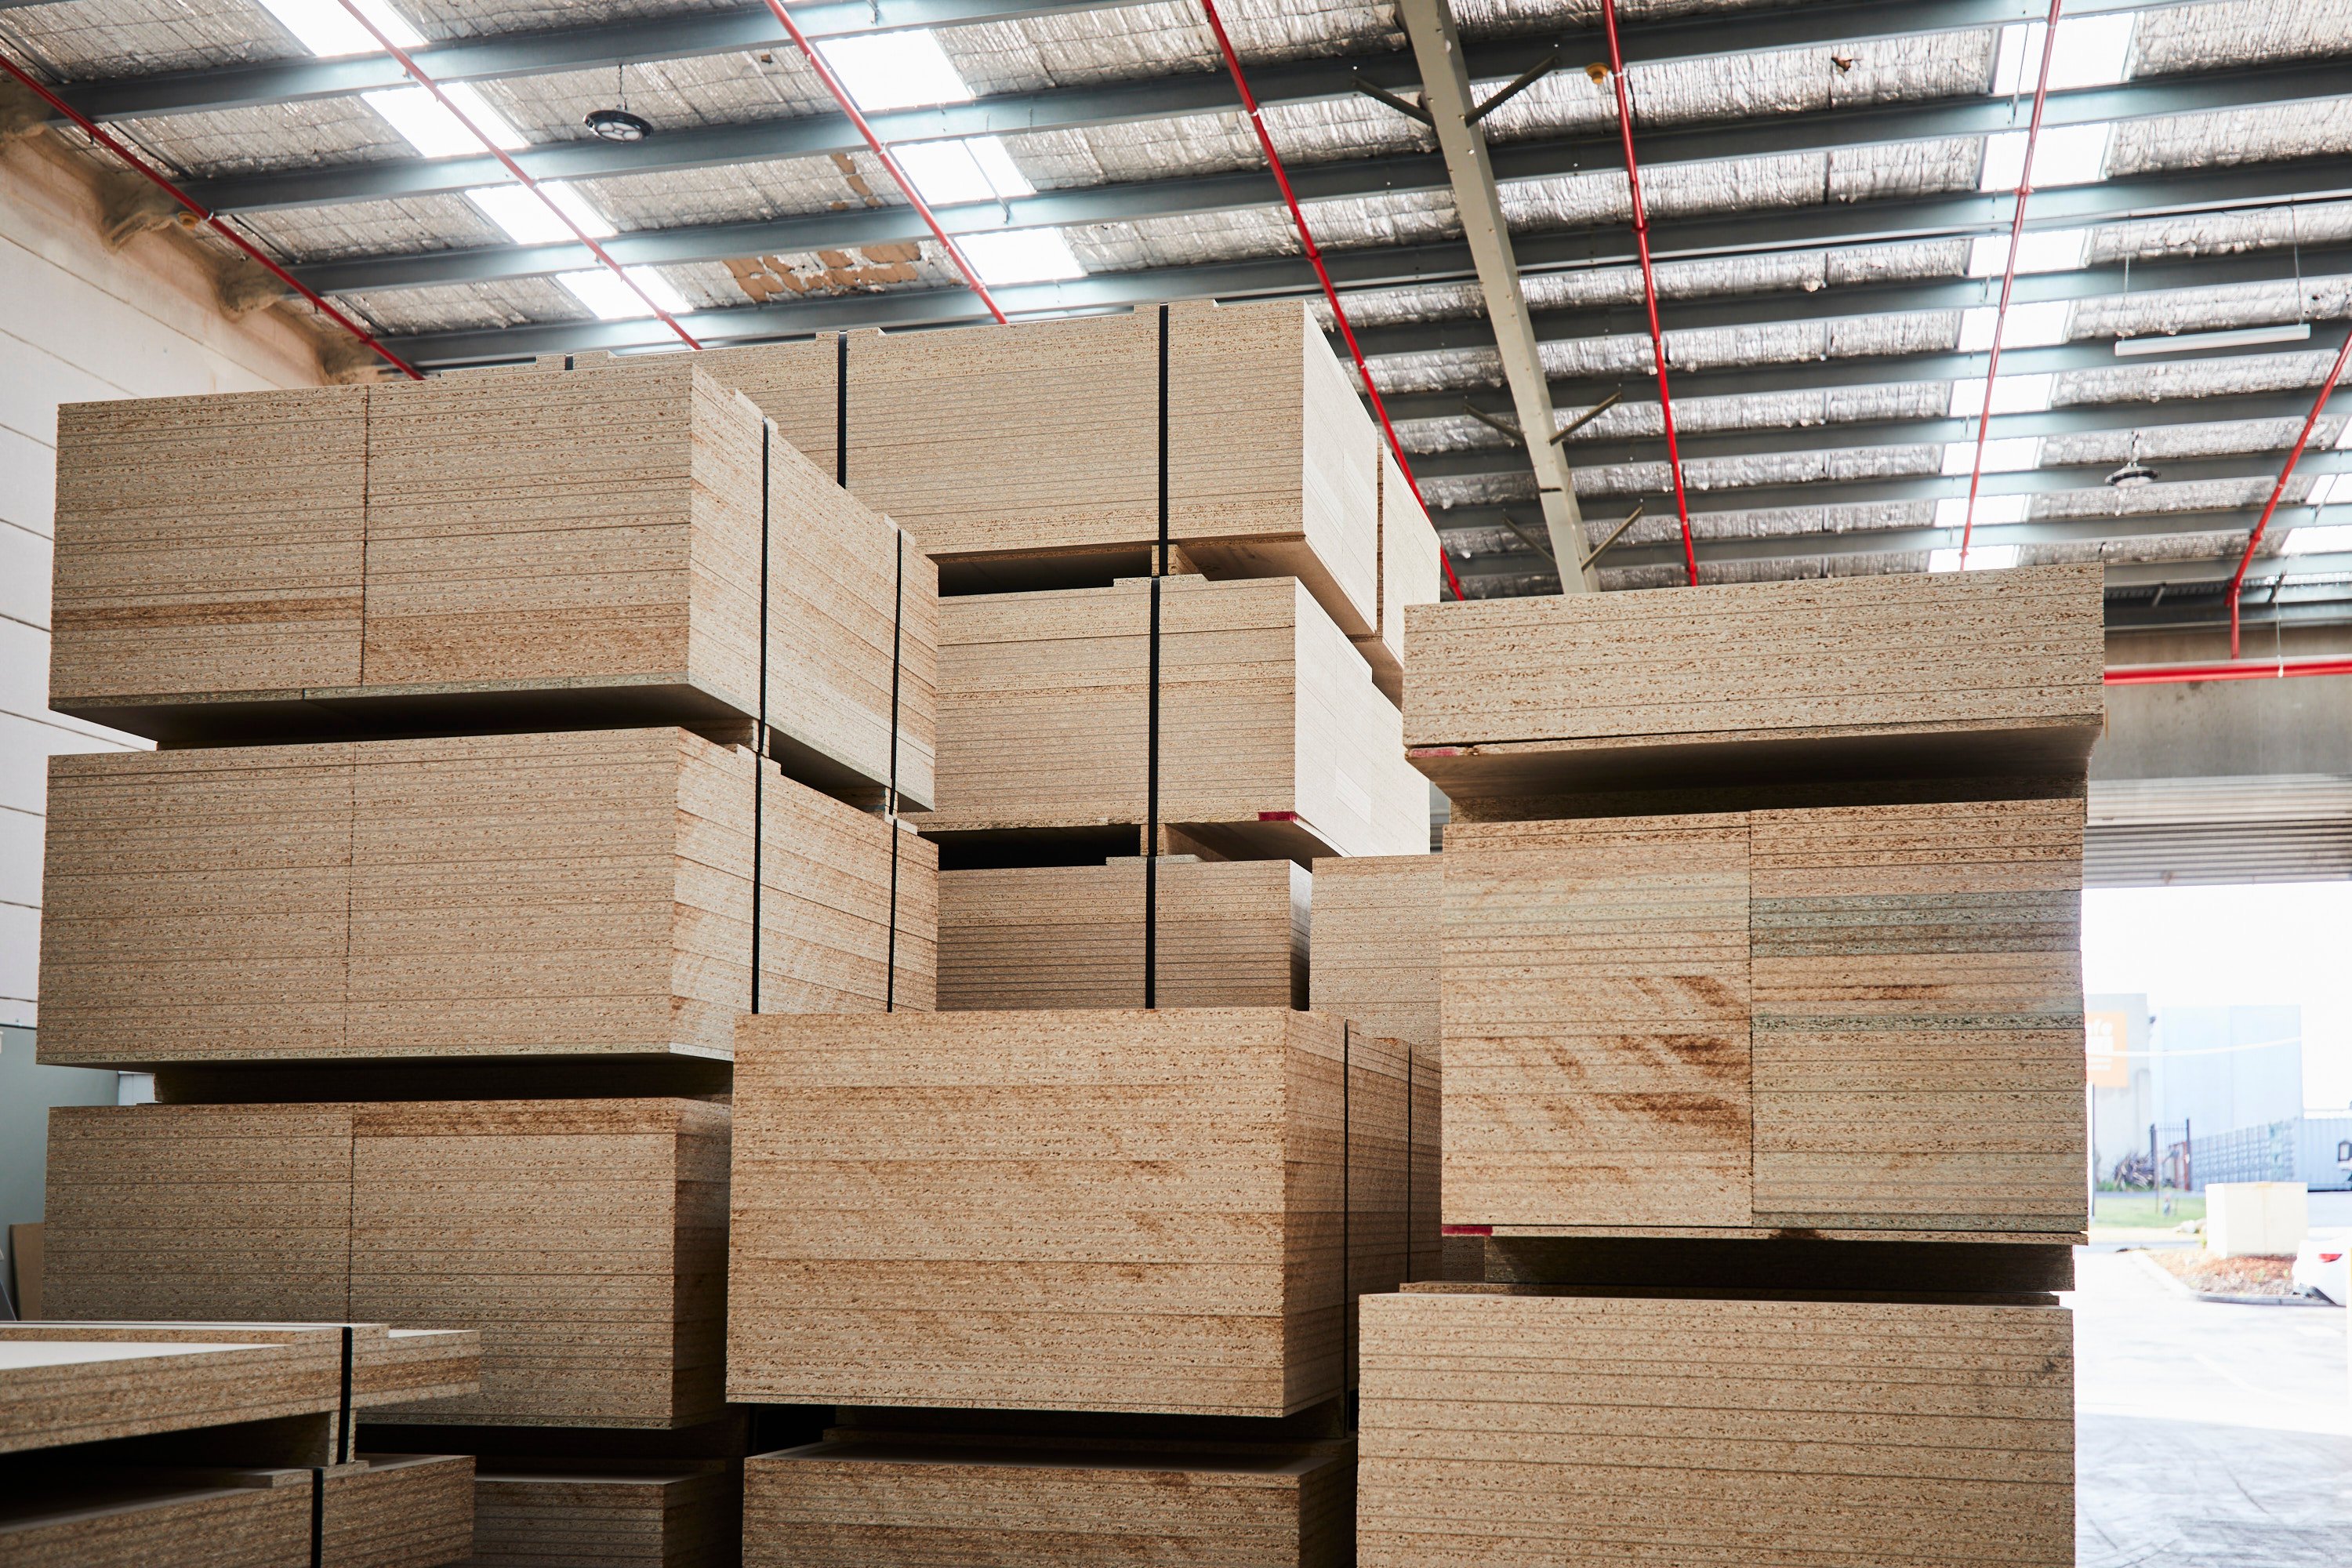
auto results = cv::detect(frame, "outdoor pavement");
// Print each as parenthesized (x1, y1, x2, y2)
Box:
(2073, 1246, 2352, 1566)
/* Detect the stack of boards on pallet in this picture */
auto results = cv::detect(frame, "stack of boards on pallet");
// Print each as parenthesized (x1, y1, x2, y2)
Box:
(1343, 564, 2103, 1566)
(40, 361, 944, 1567)
(0, 1319, 480, 1566)
(696, 303, 1446, 1568)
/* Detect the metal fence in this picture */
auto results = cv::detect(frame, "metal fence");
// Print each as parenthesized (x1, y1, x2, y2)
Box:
(2185, 1119, 2300, 1189)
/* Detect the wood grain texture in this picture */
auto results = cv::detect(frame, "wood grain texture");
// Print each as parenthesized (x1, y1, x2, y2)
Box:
(1441, 803, 2087, 1236)
(728, 1008, 1414, 1417)
(37, 728, 933, 1067)
(1357, 1290, 2074, 1567)
(914, 575, 1421, 858)
(42, 1101, 727, 1429)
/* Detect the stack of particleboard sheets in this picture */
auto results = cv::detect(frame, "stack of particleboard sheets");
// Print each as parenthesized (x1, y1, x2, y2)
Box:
(1357, 445, 1440, 706)
(1403, 564, 2106, 804)
(36, 727, 935, 1068)
(728, 1008, 1414, 1417)
(702, 301, 1391, 647)
(1356, 1288, 2073, 1567)
(1308, 855, 1442, 1055)
(1, 1455, 474, 1568)
(463, 1461, 732, 1568)
(1, 1322, 479, 1454)
(42, 1101, 727, 1428)
(743, 1436, 1353, 1567)
(1440, 799, 2087, 1238)
(50, 359, 935, 807)
(938, 858, 1307, 1010)
(915, 574, 1422, 858)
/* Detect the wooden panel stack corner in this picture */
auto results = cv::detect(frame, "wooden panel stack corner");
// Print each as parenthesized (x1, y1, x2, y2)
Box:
(1347, 563, 2098, 1565)
(37, 359, 941, 1568)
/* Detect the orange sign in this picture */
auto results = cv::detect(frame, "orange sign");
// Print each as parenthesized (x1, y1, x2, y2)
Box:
(2085, 1011, 2130, 1087)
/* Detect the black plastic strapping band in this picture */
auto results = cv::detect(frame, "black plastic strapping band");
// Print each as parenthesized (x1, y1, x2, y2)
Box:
(885, 529, 903, 1012)
(751, 423, 771, 1014)
(1403, 1044, 1414, 1284)
(1341, 1022, 1352, 1389)
(310, 1468, 325, 1566)
(336, 1325, 353, 1463)
(1144, 304, 1171, 1008)
(835, 333, 849, 487)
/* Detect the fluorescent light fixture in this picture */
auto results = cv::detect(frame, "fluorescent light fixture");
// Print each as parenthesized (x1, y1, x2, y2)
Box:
(465, 183, 615, 245)
(1947, 373, 2055, 417)
(2306, 472, 2352, 507)
(1958, 300, 2070, 352)
(254, 0, 422, 56)
(2112, 321, 2312, 357)
(558, 266, 691, 321)
(1980, 122, 2111, 191)
(894, 136, 1035, 207)
(2337, 419, 2352, 451)
(2285, 521, 2352, 555)
(815, 29, 973, 111)
(1941, 436, 2041, 476)
(1991, 14, 2135, 96)
(1934, 494, 2029, 531)
(1965, 228, 2086, 278)
(365, 82, 528, 158)
(958, 227, 1087, 285)
(1930, 543, 2023, 572)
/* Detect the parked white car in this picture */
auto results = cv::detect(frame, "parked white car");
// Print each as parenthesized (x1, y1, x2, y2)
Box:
(2292, 1232, 2350, 1305)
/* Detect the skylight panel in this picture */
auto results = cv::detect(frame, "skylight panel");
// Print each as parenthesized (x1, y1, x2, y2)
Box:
(365, 82, 529, 158)
(815, 29, 974, 111)
(1947, 373, 2056, 417)
(1930, 543, 2023, 571)
(958, 228, 1088, 285)
(895, 137, 1036, 207)
(1979, 123, 2112, 192)
(1991, 14, 2134, 96)
(1940, 437, 2041, 476)
(1966, 229, 2086, 278)
(466, 183, 615, 245)
(1935, 495, 2029, 531)
(558, 267, 691, 321)
(254, 0, 422, 57)
(2285, 521, 2352, 554)
(1958, 300, 2071, 351)
(2306, 473, 2352, 507)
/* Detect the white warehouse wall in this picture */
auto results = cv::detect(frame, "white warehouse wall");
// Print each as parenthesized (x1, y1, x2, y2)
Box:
(0, 130, 326, 1035)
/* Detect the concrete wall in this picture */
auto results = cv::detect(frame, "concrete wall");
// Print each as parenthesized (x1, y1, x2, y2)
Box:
(0, 131, 325, 1282)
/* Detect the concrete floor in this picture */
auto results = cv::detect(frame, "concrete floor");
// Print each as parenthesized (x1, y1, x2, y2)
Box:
(2073, 1247, 2352, 1566)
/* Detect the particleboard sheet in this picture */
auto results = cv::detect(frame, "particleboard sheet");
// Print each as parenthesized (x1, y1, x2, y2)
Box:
(1442, 801, 2087, 1236)
(938, 858, 1307, 1011)
(743, 1437, 1352, 1568)
(706, 301, 1380, 640)
(1404, 565, 2106, 798)
(915, 575, 1421, 858)
(728, 1008, 1412, 1417)
(1356, 1290, 2074, 1568)
(42, 1101, 728, 1429)
(1355, 445, 1440, 707)
(37, 727, 934, 1068)
(0, 1322, 477, 1455)
(1309, 855, 1441, 1054)
(50, 362, 935, 807)
(461, 1461, 732, 1568)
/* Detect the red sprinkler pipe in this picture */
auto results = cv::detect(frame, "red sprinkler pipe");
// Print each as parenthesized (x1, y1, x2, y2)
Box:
(1199, 0, 1468, 603)
(1598, 0, 1697, 587)
(330, 0, 701, 349)
(1960, 0, 2064, 565)
(0, 48, 421, 379)
(2107, 656, 2352, 685)
(761, 0, 1007, 325)
(2222, 327, 2352, 656)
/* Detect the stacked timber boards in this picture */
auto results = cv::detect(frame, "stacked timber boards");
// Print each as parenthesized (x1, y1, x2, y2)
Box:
(702, 301, 1419, 654)
(918, 573, 1422, 858)
(1359, 446, 1439, 703)
(728, 1008, 1423, 1417)
(462, 1461, 732, 1568)
(42, 1101, 727, 1428)
(1355, 1289, 2073, 1567)
(1308, 855, 1442, 1054)
(1441, 800, 2087, 1236)
(37, 726, 935, 1066)
(1405, 564, 2107, 800)
(744, 1436, 1352, 1568)
(940, 858, 1307, 1010)
(49, 358, 936, 805)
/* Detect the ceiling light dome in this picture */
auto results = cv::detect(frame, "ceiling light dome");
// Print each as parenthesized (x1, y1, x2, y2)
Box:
(586, 107, 652, 142)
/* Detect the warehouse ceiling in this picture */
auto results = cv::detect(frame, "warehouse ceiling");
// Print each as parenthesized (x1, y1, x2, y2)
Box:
(6, 0, 2352, 629)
